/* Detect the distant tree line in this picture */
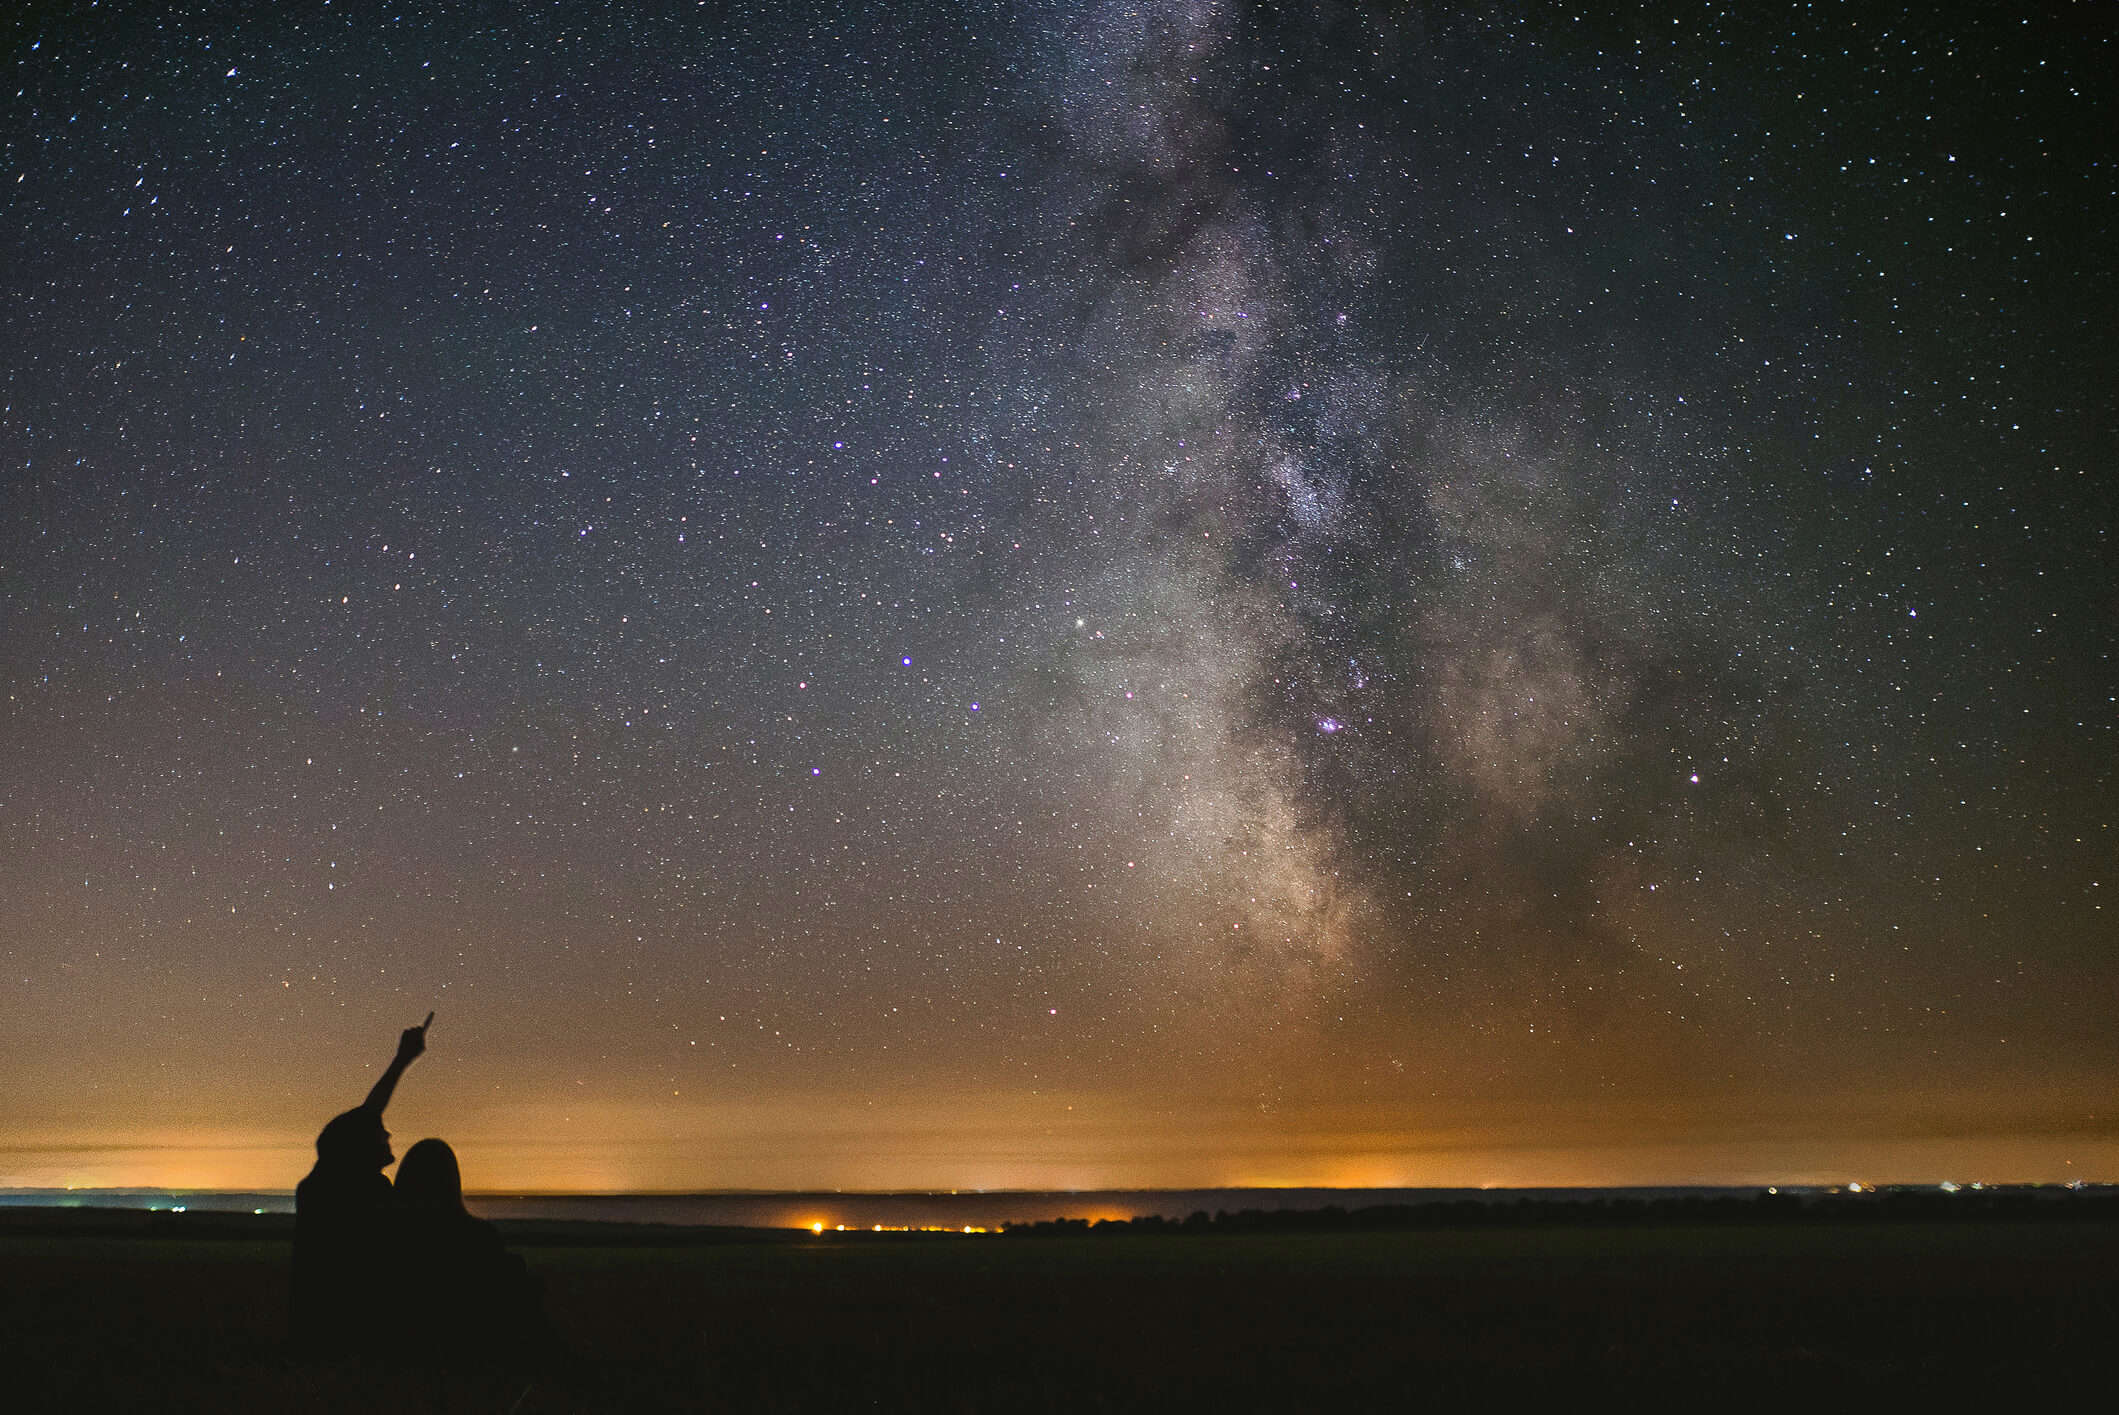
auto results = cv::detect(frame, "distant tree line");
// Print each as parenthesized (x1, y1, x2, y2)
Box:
(999, 1187, 2119, 1237)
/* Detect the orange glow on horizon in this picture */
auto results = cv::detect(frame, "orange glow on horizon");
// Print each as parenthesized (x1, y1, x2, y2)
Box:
(6, 1108, 2116, 1196)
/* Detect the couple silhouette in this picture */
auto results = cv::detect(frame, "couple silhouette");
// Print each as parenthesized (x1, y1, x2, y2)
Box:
(292, 1014, 544, 1367)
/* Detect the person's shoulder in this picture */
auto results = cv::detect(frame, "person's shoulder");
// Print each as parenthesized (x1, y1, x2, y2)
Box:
(449, 1212, 504, 1247)
(300, 1167, 390, 1208)
(433, 1213, 512, 1267)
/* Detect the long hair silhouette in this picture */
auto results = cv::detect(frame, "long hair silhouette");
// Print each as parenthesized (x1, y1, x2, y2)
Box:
(396, 1137, 467, 1214)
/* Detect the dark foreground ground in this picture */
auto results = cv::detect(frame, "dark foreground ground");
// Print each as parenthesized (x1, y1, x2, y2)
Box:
(9, 1209, 2118, 1411)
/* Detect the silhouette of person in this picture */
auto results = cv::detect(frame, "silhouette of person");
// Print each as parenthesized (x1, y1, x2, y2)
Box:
(291, 1013, 431, 1357)
(392, 1137, 548, 1367)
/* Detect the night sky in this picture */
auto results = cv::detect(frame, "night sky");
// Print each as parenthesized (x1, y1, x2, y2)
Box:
(4, 2, 2113, 1193)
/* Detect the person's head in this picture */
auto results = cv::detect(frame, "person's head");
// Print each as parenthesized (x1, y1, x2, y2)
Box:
(395, 1137, 466, 1213)
(316, 1108, 393, 1173)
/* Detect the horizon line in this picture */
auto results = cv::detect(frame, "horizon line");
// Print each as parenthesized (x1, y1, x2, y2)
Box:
(7, 1179, 2113, 1198)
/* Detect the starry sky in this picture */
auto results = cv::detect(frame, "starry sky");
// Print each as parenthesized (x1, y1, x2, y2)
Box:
(3, 1, 2113, 1193)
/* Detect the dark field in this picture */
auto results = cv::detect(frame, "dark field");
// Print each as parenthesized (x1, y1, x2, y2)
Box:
(10, 1212, 2118, 1411)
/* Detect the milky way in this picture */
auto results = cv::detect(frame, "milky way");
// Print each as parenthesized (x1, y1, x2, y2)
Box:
(3, 2, 2112, 1189)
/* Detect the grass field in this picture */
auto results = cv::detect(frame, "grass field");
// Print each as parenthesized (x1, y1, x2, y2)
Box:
(10, 1216, 2118, 1410)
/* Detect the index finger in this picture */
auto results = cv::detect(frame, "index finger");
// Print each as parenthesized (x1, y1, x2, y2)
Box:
(421, 1012, 435, 1029)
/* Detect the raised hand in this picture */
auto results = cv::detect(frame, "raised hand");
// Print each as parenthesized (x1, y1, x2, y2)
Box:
(365, 1013, 434, 1116)
(396, 1011, 434, 1063)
